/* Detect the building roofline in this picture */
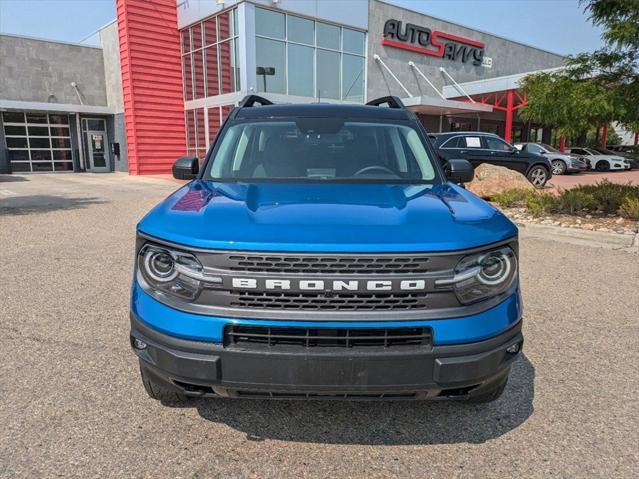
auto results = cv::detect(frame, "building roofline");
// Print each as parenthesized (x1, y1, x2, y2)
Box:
(0, 32, 103, 50)
(376, 0, 566, 58)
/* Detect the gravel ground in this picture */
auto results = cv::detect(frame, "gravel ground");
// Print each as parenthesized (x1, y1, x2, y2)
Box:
(1, 173, 638, 478)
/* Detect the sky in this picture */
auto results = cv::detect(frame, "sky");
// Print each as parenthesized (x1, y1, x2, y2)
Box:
(0, 0, 604, 55)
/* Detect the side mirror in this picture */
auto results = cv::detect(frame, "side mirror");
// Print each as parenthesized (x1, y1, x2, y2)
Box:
(172, 156, 199, 180)
(445, 159, 474, 184)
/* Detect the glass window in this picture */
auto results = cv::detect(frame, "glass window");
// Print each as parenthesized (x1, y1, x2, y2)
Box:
(205, 46, 219, 97)
(218, 10, 234, 40)
(4, 125, 26, 135)
(219, 39, 238, 94)
(181, 29, 191, 54)
(51, 138, 71, 149)
(207, 107, 221, 142)
(464, 136, 482, 148)
(316, 50, 340, 99)
(6, 138, 28, 148)
(342, 54, 364, 101)
(206, 120, 438, 182)
(287, 15, 314, 45)
(342, 28, 365, 55)
(3, 111, 24, 123)
(31, 161, 53, 172)
(485, 136, 512, 151)
(54, 162, 74, 171)
(185, 110, 196, 150)
(183, 54, 193, 100)
(53, 150, 73, 161)
(287, 44, 314, 97)
(9, 150, 30, 162)
(204, 17, 217, 45)
(196, 109, 206, 150)
(50, 126, 70, 137)
(317, 22, 340, 50)
(192, 23, 202, 50)
(256, 37, 286, 94)
(30, 150, 52, 162)
(49, 115, 69, 125)
(526, 144, 544, 154)
(11, 161, 31, 172)
(255, 8, 285, 39)
(193, 49, 205, 99)
(29, 137, 51, 149)
(442, 137, 462, 148)
(26, 113, 47, 124)
(84, 119, 104, 130)
(28, 126, 49, 136)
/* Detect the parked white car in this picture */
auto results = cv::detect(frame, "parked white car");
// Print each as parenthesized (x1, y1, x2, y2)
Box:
(566, 147, 631, 172)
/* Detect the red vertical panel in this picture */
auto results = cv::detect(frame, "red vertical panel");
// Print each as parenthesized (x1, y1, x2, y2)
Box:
(117, 0, 186, 175)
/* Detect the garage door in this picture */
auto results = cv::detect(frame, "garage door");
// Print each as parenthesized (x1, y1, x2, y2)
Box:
(2, 112, 73, 173)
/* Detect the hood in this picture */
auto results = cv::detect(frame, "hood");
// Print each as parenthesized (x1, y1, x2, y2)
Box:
(137, 181, 517, 253)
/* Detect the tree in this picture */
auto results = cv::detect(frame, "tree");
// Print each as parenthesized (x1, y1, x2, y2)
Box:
(519, 0, 639, 137)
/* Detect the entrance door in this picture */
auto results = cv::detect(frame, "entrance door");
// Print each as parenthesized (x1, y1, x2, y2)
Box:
(82, 118, 110, 172)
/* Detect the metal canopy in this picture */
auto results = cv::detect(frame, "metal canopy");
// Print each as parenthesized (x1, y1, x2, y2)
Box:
(402, 95, 493, 115)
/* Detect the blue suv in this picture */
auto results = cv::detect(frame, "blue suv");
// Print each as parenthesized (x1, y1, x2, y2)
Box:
(130, 96, 523, 403)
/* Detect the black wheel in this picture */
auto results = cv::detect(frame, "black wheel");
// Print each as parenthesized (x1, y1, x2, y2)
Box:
(526, 165, 549, 187)
(467, 375, 508, 404)
(595, 160, 610, 172)
(140, 365, 187, 403)
(551, 159, 567, 175)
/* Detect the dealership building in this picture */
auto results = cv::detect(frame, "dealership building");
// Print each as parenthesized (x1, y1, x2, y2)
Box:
(1, 0, 569, 175)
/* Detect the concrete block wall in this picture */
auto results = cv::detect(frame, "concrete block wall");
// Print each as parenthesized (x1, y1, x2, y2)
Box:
(367, 0, 565, 100)
(0, 34, 108, 106)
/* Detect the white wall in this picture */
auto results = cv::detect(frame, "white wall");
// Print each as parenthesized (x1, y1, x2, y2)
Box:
(177, 0, 368, 29)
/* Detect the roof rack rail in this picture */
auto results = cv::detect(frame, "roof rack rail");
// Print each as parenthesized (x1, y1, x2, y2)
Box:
(238, 95, 273, 108)
(365, 96, 406, 109)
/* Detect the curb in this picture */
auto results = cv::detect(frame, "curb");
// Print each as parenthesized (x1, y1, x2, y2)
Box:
(516, 222, 639, 253)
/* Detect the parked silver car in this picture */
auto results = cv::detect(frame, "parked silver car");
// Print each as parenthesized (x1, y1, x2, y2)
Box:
(514, 142, 588, 175)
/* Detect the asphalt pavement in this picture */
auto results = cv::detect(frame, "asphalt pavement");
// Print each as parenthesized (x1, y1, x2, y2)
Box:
(0, 173, 637, 478)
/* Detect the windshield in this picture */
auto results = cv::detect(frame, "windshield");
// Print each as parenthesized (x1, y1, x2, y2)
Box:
(540, 143, 560, 153)
(584, 148, 601, 155)
(205, 119, 439, 183)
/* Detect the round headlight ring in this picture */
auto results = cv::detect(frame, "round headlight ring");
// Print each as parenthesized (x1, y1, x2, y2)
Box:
(144, 249, 178, 283)
(477, 251, 513, 286)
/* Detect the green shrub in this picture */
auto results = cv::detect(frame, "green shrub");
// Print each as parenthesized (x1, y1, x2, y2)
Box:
(524, 192, 558, 217)
(556, 189, 597, 214)
(618, 197, 639, 220)
(490, 181, 639, 220)
(489, 188, 531, 208)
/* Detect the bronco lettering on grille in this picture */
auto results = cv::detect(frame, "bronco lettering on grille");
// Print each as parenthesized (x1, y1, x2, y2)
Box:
(231, 278, 427, 291)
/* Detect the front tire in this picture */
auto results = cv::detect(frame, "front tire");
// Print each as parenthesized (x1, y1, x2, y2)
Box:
(140, 365, 187, 403)
(551, 159, 567, 175)
(526, 165, 549, 187)
(595, 160, 610, 172)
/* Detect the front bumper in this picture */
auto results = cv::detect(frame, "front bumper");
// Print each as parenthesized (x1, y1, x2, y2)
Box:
(131, 311, 523, 400)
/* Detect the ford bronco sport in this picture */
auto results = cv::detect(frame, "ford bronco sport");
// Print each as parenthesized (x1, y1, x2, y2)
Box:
(130, 96, 523, 403)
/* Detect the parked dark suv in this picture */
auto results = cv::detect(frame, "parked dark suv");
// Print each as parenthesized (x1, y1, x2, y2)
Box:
(430, 132, 552, 187)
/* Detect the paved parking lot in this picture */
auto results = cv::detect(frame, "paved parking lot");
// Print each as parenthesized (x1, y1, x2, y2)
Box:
(1, 173, 638, 478)
(548, 168, 639, 189)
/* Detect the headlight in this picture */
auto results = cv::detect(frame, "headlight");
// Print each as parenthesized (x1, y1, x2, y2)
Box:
(436, 246, 517, 304)
(138, 244, 220, 301)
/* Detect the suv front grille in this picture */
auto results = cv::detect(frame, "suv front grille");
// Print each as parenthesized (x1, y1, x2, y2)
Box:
(224, 325, 432, 349)
(228, 291, 429, 310)
(225, 254, 430, 274)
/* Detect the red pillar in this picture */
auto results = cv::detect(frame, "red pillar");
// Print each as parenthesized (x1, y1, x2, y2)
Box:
(634, 132, 638, 145)
(504, 89, 514, 143)
(601, 124, 608, 147)
(559, 135, 566, 152)
(595, 127, 600, 144)
(117, 0, 186, 175)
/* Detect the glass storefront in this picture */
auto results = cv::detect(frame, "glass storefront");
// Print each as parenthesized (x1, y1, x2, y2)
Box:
(2, 112, 73, 173)
(254, 7, 366, 101)
(181, 8, 240, 100)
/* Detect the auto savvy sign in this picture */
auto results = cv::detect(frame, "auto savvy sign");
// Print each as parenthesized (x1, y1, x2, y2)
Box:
(382, 19, 486, 66)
